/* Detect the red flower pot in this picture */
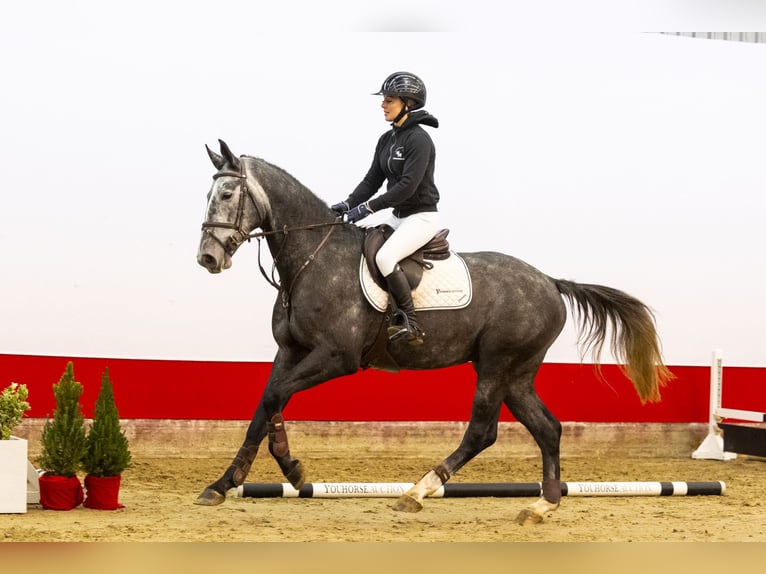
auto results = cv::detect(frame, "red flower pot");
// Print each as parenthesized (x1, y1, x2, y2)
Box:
(84, 474, 124, 510)
(38, 474, 84, 510)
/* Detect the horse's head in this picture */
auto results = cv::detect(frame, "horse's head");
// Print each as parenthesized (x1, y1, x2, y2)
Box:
(197, 139, 271, 273)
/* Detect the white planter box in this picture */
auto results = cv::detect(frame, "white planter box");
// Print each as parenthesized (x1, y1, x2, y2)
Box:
(0, 436, 28, 513)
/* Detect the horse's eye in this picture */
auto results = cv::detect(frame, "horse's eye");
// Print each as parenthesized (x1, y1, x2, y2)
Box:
(221, 191, 234, 201)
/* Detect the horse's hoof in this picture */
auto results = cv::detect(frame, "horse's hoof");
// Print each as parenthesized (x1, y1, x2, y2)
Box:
(514, 508, 544, 525)
(286, 460, 305, 490)
(393, 494, 423, 513)
(194, 488, 226, 506)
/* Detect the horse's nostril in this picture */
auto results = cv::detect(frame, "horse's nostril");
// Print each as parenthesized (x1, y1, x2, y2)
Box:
(200, 253, 217, 269)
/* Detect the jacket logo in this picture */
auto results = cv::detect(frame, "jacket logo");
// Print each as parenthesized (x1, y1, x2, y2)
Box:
(392, 146, 405, 160)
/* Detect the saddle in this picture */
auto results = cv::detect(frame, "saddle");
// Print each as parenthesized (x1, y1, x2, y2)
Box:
(360, 226, 465, 374)
(363, 225, 451, 290)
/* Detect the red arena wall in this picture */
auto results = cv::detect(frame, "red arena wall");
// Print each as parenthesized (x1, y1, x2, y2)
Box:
(1, 353, 763, 423)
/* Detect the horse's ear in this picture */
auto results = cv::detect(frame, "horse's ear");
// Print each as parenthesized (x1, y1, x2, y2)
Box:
(206, 144, 225, 170)
(218, 139, 240, 171)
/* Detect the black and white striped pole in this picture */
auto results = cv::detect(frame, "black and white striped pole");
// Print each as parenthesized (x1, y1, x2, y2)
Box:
(236, 481, 726, 499)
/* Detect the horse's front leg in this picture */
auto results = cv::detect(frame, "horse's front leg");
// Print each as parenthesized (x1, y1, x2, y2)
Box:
(194, 407, 270, 506)
(194, 409, 305, 506)
(266, 412, 304, 488)
(195, 345, 357, 506)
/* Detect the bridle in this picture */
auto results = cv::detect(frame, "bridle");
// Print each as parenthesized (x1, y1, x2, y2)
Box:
(201, 159, 264, 256)
(200, 158, 344, 307)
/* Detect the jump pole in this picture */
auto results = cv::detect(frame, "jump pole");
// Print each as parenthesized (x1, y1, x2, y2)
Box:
(692, 349, 766, 460)
(236, 481, 726, 499)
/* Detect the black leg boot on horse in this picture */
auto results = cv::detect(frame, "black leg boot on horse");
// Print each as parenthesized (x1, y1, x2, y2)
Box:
(385, 265, 425, 346)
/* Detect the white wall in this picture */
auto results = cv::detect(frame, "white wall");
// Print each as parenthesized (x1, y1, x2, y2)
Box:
(1, 2, 765, 366)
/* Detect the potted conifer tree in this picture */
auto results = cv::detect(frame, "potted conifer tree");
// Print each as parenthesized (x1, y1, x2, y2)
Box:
(82, 367, 131, 509)
(0, 382, 31, 513)
(37, 362, 87, 510)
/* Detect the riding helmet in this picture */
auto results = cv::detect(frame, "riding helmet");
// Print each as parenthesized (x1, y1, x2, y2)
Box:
(374, 71, 427, 109)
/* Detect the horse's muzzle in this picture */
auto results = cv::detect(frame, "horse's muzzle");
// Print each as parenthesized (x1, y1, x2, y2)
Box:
(197, 251, 232, 273)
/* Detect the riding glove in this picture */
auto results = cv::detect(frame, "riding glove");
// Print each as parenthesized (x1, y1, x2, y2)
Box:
(330, 201, 349, 215)
(344, 202, 373, 223)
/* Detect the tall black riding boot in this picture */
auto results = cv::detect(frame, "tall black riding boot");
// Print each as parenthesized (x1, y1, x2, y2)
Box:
(385, 266, 425, 346)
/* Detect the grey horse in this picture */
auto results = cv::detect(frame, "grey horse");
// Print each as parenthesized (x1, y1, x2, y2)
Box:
(195, 139, 673, 524)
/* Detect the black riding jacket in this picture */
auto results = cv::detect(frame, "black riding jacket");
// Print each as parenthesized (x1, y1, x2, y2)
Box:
(346, 110, 440, 218)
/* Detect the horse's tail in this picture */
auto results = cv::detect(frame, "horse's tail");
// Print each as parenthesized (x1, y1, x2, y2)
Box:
(554, 279, 674, 403)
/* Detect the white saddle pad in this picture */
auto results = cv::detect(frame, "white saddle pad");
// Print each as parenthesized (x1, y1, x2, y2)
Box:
(359, 252, 473, 312)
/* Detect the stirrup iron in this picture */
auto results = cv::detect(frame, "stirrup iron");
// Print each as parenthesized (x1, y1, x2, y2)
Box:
(387, 310, 424, 345)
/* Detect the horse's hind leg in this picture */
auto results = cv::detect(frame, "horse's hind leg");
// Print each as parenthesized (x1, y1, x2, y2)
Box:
(394, 371, 504, 513)
(504, 379, 563, 525)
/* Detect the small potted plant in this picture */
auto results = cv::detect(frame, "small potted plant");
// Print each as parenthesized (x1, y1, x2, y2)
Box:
(0, 382, 31, 513)
(37, 362, 87, 510)
(82, 368, 131, 510)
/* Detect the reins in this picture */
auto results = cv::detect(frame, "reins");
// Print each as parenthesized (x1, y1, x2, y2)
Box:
(246, 221, 345, 241)
(276, 223, 339, 308)
(251, 221, 343, 307)
(201, 158, 346, 308)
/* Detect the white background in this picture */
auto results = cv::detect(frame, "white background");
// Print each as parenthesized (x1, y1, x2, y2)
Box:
(1, 2, 765, 366)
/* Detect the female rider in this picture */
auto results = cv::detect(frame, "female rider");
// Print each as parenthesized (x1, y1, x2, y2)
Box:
(332, 71, 440, 346)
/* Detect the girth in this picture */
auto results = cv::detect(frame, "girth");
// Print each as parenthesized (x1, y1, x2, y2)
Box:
(363, 225, 451, 290)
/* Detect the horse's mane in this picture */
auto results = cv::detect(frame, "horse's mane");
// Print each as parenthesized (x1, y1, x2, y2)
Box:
(243, 155, 333, 216)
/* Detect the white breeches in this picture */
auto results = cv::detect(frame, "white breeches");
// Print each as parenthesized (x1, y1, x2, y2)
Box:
(373, 211, 439, 277)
